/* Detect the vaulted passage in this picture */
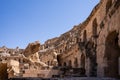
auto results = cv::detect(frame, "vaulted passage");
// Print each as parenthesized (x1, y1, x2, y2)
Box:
(104, 31, 120, 78)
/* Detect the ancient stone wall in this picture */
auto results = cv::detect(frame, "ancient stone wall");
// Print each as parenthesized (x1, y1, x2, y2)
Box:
(39, 50, 55, 66)
(1, 0, 120, 79)
(24, 41, 40, 57)
(58, 44, 81, 68)
(39, 0, 120, 78)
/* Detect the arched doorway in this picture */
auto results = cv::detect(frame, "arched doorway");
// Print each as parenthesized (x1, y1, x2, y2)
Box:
(74, 58, 78, 68)
(83, 30, 87, 42)
(63, 62, 67, 67)
(81, 53, 85, 68)
(104, 31, 120, 78)
(68, 60, 72, 68)
(92, 18, 97, 37)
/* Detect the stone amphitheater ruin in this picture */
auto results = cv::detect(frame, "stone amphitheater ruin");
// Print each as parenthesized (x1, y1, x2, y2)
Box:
(0, 0, 120, 80)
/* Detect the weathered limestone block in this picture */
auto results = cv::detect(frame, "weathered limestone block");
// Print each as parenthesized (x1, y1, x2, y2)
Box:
(24, 41, 40, 57)
(28, 52, 40, 62)
(7, 60, 20, 78)
(52, 51, 58, 66)
(23, 69, 59, 78)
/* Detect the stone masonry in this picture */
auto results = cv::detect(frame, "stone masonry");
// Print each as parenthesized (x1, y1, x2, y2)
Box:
(0, 0, 120, 79)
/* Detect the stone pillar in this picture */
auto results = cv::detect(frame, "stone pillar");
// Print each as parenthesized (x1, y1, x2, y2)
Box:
(97, 45, 105, 77)
(85, 58, 90, 77)
(97, 57, 106, 77)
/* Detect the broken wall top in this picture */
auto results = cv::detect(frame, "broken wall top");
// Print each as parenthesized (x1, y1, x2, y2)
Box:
(24, 41, 40, 57)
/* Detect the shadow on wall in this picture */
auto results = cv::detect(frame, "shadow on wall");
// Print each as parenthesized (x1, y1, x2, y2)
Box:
(104, 31, 120, 78)
(0, 63, 8, 80)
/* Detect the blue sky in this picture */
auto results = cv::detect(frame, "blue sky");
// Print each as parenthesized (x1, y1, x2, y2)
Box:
(0, 0, 100, 48)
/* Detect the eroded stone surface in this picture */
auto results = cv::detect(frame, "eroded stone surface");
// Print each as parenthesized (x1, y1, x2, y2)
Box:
(0, 0, 120, 79)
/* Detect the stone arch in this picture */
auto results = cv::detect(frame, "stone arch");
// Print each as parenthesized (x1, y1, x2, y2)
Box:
(74, 58, 78, 68)
(92, 18, 98, 38)
(85, 40, 97, 76)
(47, 61, 50, 66)
(104, 30, 120, 78)
(63, 62, 67, 67)
(81, 53, 85, 68)
(106, 0, 112, 14)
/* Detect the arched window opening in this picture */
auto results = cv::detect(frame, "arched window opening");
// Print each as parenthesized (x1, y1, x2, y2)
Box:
(74, 58, 78, 68)
(83, 30, 87, 42)
(92, 18, 98, 38)
(47, 61, 50, 66)
(63, 62, 67, 67)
